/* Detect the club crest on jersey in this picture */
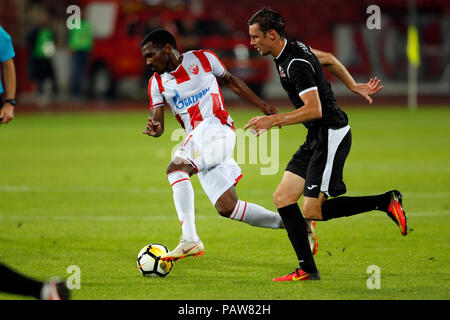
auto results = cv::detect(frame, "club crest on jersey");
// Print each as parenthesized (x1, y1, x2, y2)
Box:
(278, 65, 286, 78)
(189, 64, 199, 75)
(173, 87, 210, 110)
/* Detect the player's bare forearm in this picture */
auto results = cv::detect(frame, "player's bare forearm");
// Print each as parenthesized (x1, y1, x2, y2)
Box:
(311, 48, 357, 92)
(3, 58, 16, 100)
(270, 102, 321, 127)
(311, 48, 383, 103)
(219, 72, 277, 115)
(0, 59, 16, 124)
(245, 91, 322, 132)
(272, 90, 322, 127)
(143, 106, 164, 137)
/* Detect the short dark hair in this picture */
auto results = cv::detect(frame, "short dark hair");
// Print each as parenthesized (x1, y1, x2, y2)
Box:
(248, 7, 285, 38)
(141, 28, 177, 50)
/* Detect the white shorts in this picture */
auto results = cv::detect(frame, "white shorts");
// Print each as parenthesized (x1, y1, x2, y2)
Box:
(173, 117, 242, 205)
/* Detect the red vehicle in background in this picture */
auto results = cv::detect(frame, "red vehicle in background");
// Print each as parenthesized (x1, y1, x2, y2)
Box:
(83, 0, 270, 98)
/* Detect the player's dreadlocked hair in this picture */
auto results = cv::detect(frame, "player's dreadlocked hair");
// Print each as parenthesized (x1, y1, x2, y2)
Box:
(248, 7, 286, 39)
(141, 28, 178, 50)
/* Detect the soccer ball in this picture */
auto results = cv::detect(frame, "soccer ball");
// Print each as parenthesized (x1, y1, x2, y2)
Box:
(137, 243, 173, 277)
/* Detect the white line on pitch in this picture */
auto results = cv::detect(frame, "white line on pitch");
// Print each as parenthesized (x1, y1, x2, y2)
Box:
(0, 215, 222, 221)
(0, 185, 449, 198)
(0, 211, 448, 221)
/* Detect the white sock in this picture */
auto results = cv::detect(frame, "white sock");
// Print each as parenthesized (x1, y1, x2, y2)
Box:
(167, 171, 199, 242)
(229, 200, 283, 229)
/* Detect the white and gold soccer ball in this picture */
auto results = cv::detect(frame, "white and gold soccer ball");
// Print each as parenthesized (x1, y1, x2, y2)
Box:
(137, 244, 173, 277)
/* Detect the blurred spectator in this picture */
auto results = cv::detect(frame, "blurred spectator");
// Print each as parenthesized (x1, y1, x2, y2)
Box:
(141, 17, 163, 87)
(176, 16, 201, 51)
(144, 16, 163, 36)
(26, 9, 58, 104)
(126, 13, 140, 37)
(68, 15, 93, 98)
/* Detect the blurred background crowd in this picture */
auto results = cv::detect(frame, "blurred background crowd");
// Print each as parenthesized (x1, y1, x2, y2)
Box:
(1, 0, 449, 108)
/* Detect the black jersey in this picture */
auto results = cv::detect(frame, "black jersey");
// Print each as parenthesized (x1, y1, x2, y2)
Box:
(274, 39, 348, 130)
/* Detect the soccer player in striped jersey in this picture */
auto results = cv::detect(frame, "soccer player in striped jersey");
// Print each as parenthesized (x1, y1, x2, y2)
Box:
(245, 8, 408, 281)
(140, 29, 316, 262)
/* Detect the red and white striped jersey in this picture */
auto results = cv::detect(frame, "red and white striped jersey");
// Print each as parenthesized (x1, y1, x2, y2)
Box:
(147, 49, 234, 133)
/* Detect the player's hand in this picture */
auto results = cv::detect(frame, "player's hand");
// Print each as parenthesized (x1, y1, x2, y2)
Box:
(263, 104, 278, 115)
(0, 103, 14, 124)
(352, 77, 383, 104)
(243, 116, 273, 136)
(142, 117, 162, 137)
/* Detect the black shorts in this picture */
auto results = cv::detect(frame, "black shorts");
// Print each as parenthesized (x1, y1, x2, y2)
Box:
(286, 125, 352, 198)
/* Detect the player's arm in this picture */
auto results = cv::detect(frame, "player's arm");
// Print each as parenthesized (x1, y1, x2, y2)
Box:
(143, 105, 164, 137)
(311, 48, 383, 104)
(244, 90, 321, 133)
(244, 60, 322, 133)
(143, 73, 165, 137)
(0, 58, 16, 124)
(217, 70, 277, 115)
(269, 90, 321, 126)
(205, 49, 276, 114)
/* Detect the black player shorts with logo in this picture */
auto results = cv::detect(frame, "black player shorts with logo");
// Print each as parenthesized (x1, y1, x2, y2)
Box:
(286, 124, 352, 198)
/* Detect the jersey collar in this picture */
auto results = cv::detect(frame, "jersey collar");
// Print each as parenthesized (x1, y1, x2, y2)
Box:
(274, 39, 288, 62)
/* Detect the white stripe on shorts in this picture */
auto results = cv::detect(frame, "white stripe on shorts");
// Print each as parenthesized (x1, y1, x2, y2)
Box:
(320, 125, 350, 196)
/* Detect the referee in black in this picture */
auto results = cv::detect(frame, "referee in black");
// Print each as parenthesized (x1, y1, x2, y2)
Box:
(245, 8, 409, 281)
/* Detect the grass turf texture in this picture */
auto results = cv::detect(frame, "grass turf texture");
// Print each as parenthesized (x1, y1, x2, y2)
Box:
(0, 106, 449, 300)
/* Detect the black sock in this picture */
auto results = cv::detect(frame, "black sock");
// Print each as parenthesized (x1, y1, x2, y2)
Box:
(0, 263, 43, 299)
(277, 203, 317, 273)
(321, 193, 391, 221)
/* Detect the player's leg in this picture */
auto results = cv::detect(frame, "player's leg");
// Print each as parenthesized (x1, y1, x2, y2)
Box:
(194, 118, 284, 230)
(301, 193, 327, 220)
(210, 170, 317, 251)
(0, 263, 42, 298)
(274, 144, 319, 254)
(162, 120, 231, 261)
(273, 171, 304, 207)
(215, 185, 284, 229)
(195, 119, 284, 229)
(272, 170, 318, 248)
(303, 191, 408, 235)
(166, 159, 198, 241)
(0, 263, 69, 300)
(272, 171, 320, 281)
(301, 126, 408, 235)
(162, 158, 205, 262)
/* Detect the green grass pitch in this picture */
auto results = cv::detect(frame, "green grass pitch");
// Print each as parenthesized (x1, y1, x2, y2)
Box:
(0, 105, 449, 300)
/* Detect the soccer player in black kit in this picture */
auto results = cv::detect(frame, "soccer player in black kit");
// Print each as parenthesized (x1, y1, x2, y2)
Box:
(245, 8, 409, 281)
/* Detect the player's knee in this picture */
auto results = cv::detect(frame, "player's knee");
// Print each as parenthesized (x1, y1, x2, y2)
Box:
(301, 208, 315, 219)
(214, 187, 239, 218)
(301, 202, 322, 220)
(215, 198, 237, 218)
(166, 160, 192, 176)
(272, 191, 283, 207)
(217, 207, 234, 218)
(216, 204, 235, 218)
(273, 190, 295, 208)
(166, 162, 176, 175)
